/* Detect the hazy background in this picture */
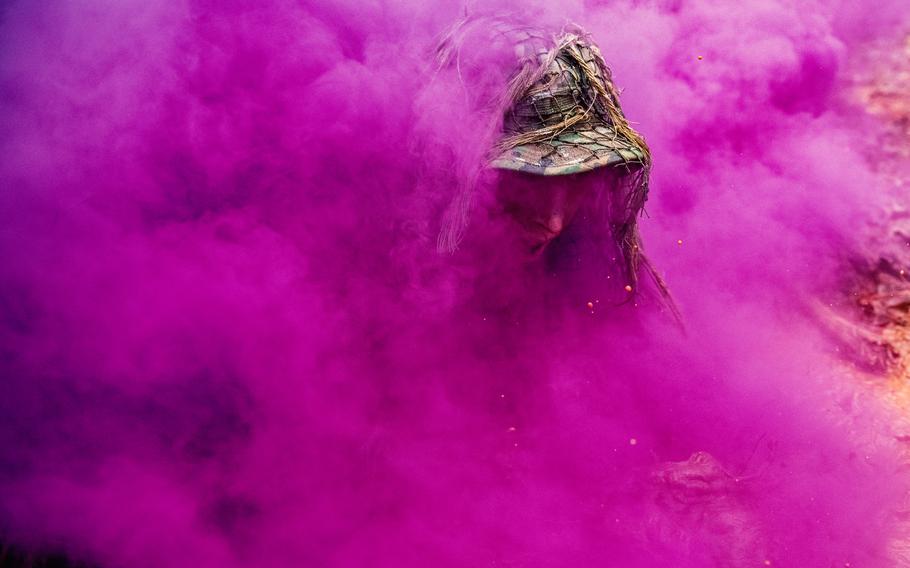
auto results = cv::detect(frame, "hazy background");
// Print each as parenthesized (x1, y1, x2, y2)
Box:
(1, 1, 909, 566)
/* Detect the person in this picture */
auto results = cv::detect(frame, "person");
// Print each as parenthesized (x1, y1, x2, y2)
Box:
(434, 16, 678, 320)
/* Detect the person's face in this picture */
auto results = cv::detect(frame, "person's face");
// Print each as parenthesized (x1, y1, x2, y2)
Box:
(494, 171, 601, 255)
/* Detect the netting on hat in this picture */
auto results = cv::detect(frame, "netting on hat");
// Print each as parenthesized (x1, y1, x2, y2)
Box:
(493, 33, 650, 162)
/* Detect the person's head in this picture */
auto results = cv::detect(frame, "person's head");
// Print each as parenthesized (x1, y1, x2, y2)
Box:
(436, 17, 649, 257)
(432, 15, 678, 320)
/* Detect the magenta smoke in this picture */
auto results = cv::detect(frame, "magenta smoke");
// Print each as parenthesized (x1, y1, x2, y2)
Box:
(0, 1, 908, 567)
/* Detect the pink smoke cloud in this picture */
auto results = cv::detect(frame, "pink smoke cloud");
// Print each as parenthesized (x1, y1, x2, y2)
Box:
(0, 0, 908, 566)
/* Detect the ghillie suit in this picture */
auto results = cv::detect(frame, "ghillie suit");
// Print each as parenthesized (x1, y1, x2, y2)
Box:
(433, 15, 679, 319)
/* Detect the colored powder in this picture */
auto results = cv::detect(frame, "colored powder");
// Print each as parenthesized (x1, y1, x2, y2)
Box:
(0, 1, 908, 566)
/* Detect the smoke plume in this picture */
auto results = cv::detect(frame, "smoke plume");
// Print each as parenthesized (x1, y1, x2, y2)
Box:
(1, 1, 908, 566)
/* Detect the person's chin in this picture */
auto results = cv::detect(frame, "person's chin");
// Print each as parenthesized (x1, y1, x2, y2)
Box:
(527, 236, 555, 258)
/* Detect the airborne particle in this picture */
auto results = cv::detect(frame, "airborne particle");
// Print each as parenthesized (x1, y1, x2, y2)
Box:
(624, 285, 633, 292)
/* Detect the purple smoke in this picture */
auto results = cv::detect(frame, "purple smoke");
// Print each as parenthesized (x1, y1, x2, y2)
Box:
(1, 1, 908, 566)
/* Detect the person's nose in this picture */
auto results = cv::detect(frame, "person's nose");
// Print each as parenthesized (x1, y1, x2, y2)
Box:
(542, 187, 570, 235)
(544, 211, 565, 235)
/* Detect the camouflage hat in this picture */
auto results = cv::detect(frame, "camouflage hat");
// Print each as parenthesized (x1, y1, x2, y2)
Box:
(489, 28, 651, 177)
